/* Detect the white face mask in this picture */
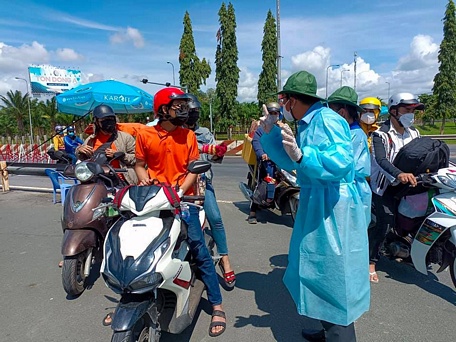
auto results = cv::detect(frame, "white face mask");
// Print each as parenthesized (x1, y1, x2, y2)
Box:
(282, 99, 296, 121)
(398, 113, 414, 128)
(360, 112, 376, 125)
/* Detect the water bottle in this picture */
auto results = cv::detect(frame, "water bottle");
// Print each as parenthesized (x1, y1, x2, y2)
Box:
(180, 203, 190, 223)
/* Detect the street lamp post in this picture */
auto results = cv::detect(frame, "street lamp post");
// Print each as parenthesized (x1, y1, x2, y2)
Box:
(386, 81, 391, 100)
(209, 96, 213, 134)
(340, 69, 350, 87)
(167, 61, 176, 86)
(15, 77, 33, 144)
(326, 64, 341, 99)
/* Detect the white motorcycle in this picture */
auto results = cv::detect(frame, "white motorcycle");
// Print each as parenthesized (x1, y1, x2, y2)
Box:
(99, 161, 215, 342)
(383, 165, 456, 288)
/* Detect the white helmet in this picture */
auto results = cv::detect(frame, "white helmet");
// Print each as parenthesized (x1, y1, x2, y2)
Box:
(388, 93, 424, 111)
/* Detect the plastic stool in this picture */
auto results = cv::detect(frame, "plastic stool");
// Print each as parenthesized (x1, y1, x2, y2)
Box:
(60, 183, 75, 206)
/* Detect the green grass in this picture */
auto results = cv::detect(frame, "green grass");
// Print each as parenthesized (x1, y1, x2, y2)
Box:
(417, 122, 456, 135)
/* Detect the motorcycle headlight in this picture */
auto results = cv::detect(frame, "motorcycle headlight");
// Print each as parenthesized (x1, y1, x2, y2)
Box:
(75, 162, 94, 182)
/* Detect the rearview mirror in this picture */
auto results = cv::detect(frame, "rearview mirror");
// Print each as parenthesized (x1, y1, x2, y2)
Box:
(188, 160, 211, 174)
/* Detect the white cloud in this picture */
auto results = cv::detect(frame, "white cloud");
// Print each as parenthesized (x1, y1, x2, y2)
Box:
(0, 41, 49, 73)
(55, 48, 84, 61)
(237, 67, 258, 102)
(397, 35, 439, 71)
(110, 27, 145, 48)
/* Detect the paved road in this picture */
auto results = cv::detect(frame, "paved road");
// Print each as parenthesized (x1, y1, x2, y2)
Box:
(1, 157, 456, 342)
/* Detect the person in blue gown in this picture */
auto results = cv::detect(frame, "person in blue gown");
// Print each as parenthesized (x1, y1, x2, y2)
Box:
(259, 71, 370, 342)
(327, 86, 372, 228)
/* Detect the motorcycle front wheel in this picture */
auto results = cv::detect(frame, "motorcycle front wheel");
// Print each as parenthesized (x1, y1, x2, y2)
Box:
(449, 256, 456, 289)
(62, 251, 87, 296)
(288, 196, 299, 223)
(111, 326, 160, 342)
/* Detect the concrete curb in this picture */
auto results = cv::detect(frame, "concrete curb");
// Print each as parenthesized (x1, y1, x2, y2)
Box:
(1, 185, 54, 193)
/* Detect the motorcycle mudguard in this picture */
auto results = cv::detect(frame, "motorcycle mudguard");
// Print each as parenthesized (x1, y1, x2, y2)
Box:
(61, 229, 97, 256)
(276, 187, 300, 213)
(411, 212, 455, 275)
(111, 299, 152, 331)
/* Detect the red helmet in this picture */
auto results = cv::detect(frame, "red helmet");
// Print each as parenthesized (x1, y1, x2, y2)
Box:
(153, 87, 187, 114)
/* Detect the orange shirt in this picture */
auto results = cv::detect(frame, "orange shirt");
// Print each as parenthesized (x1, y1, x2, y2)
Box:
(92, 133, 120, 169)
(135, 124, 200, 194)
(116, 122, 146, 138)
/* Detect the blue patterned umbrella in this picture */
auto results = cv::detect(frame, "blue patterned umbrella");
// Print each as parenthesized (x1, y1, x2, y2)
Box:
(56, 80, 153, 116)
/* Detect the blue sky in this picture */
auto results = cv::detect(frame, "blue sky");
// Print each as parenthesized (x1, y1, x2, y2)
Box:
(0, 0, 448, 102)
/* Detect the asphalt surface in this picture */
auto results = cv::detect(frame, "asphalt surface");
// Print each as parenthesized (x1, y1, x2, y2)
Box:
(1, 156, 456, 342)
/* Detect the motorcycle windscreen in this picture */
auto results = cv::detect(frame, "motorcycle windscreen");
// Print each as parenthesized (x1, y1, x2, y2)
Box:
(120, 186, 174, 215)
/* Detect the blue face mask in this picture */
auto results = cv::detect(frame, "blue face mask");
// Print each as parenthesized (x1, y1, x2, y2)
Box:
(68, 132, 75, 136)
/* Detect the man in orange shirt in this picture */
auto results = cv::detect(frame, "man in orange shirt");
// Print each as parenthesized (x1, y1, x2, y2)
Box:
(134, 87, 226, 337)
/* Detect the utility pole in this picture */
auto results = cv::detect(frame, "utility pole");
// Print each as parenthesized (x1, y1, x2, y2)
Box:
(353, 52, 357, 91)
(386, 81, 391, 100)
(276, 0, 282, 93)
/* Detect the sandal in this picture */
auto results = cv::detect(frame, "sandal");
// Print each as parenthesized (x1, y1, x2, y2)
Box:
(369, 272, 379, 283)
(219, 261, 236, 288)
(208, 310, 226, 337)
(102, 312, 114, 326)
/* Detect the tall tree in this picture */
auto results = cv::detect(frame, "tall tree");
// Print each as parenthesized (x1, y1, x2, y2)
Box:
(0, 90, 28, 136)
(433, 0, 456, 134)
(215, 2, 240, 135)
(179, 11, 211, 94)
(257, 10, 278, 105)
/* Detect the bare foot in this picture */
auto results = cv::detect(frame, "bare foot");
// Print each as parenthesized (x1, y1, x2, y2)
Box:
(369, 264, 379, 283)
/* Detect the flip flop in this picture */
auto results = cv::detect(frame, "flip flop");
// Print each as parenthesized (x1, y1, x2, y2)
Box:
(208, 310, 226, 337)
(369, 271, 379, 283)
(102, 312, 114, 326)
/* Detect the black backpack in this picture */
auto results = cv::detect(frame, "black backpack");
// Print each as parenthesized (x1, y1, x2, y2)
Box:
(393, 137, 449, 175)
(392, 137, 450, 196)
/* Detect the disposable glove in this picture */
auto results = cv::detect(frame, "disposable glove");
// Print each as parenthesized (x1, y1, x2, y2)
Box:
(259, 104, 278, 133)
(281, 124, 303, 162)
(202, 143, 227, 157)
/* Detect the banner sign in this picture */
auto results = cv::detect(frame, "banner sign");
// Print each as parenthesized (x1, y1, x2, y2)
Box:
(28, 65, 82, 94)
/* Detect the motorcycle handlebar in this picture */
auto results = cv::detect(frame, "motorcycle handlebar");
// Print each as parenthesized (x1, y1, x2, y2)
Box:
(181, 195, 205, 202)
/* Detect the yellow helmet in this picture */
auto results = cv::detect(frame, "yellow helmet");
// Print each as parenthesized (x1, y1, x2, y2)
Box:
(360, 97, 381, 110)
(360, 97, 381, 119)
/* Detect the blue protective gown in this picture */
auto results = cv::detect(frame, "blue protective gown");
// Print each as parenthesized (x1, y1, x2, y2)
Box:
(350, 122, 372, 228)
(261, 102, 370, 326)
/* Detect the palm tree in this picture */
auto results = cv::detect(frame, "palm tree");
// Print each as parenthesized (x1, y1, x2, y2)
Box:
(0, 90, 28, 135)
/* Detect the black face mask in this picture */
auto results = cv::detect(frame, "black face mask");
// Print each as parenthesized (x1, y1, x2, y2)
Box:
(163, 104, 189, 126)
(186, 110, 200, 127)
(99, 118, 117, 133)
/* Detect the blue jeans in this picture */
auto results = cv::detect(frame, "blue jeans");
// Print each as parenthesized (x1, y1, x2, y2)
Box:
(68, 153, 77, 165)
(186, 205, 222, 306)
(204, 181, 229, 255)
